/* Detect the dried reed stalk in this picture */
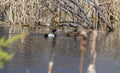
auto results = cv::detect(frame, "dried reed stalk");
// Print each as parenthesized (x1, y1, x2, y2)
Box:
(79, 31, 87, 73)
(87, 30, 97, 73)
(48, 61, 54, 73)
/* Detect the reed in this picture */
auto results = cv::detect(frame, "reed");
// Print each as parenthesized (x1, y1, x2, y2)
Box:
(79, 30, 98, 73)
(87, 31, 97, 73)
(79, 31, 87, 73)
(48, 61, 54, 73)
(0, 0, 119, 33)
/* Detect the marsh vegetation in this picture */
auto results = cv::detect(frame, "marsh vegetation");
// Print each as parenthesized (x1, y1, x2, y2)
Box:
(0, 0, 119, 33)
(0, 0, 120, 73)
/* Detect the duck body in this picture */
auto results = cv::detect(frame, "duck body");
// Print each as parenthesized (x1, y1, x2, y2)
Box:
(44, 33, 56, 38)
(44, 29, 57, 39)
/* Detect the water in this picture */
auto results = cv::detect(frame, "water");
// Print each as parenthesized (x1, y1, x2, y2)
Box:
(0, 26, 120, 73)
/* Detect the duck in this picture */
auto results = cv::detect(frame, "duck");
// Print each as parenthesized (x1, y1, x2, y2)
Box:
(66, 29, 79, 40)
(44, 29, 57, 39)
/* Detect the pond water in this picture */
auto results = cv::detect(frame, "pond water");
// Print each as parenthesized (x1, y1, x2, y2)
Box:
(0, 26, 120, 73)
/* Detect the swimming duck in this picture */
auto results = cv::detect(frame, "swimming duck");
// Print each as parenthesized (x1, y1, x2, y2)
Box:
(44, 29, 57, 39)
(66, 29, 79, 40)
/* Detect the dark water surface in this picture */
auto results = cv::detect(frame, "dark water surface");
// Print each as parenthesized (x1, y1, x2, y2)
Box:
(0, 31, 120, 73)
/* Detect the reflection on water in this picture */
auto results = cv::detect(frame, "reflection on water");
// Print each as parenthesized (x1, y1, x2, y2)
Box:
(96, 24, 120, 59)
(0, 25, 120, 73)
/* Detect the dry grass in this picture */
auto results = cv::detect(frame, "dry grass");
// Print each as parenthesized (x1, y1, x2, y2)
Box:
(0, 0, 119, 33)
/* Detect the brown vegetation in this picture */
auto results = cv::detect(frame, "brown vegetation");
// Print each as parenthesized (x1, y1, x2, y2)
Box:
(0, 0, 119, 33)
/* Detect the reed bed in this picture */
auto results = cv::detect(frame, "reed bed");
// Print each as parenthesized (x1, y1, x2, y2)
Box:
(0, 0, 119, 72)
(0, 0, 119, 33)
